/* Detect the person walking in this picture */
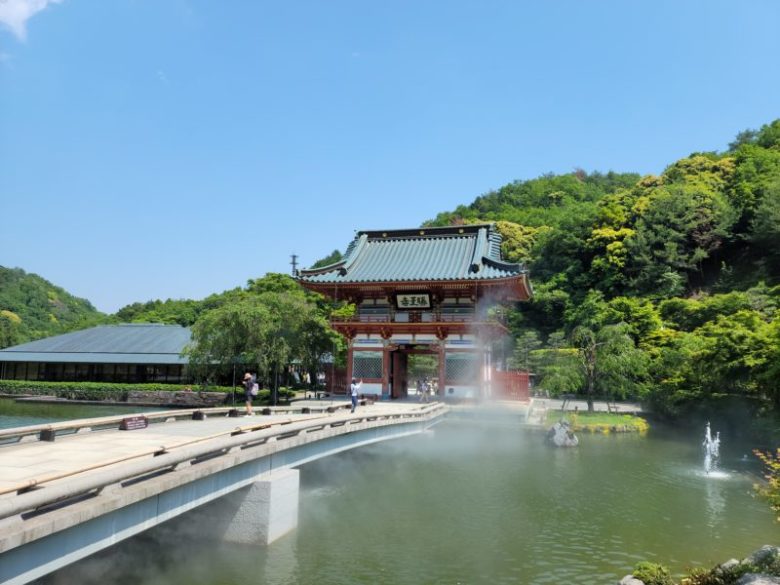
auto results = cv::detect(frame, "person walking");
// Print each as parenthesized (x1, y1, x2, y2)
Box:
(242, 372, 255, 416)
(350, 378, 362, 413)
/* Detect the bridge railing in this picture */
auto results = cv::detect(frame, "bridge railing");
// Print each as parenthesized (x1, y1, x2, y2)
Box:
(0, 403, 448, 525)
(0, 402, 375, 445)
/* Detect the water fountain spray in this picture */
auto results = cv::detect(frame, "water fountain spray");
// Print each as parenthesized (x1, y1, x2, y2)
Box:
(703, 421, 721, 474)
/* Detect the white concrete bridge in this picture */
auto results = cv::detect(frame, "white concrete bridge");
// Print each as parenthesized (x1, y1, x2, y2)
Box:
(0, 400, 447, 585)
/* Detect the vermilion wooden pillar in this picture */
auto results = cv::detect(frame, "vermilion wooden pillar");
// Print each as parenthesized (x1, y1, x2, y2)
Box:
(382, 345, 391, 396)
(437, 341, 446, 397)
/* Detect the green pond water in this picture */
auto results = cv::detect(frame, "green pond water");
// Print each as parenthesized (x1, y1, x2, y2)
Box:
(0, 397, 160, 429)
(3, 401, 775, 585)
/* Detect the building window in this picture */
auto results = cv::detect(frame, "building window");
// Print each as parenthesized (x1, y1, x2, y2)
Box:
(115, 364, 128, 382)
(168, 365, 183, 383)
(45, 363, 64, 381)
(75, 364, 90, 381)
(12, 362, 24, 380)
(352, 351, 383, 379)
(445, 353, 479, 384)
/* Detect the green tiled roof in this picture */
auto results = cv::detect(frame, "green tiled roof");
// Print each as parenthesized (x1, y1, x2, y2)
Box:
(0, 324, 191, 364)
(298, 224, 526, 284)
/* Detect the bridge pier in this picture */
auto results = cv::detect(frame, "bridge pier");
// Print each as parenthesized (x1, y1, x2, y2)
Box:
(218, 469, 300, 545)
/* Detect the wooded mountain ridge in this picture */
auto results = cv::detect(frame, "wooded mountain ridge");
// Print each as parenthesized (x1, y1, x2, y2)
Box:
(2, 120, 780, 427)
(3, 120, 778, 342)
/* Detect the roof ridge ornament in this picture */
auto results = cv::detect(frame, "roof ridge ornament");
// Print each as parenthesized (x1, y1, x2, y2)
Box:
(339, 233, 368, 276)
(468, 227, 489, 273)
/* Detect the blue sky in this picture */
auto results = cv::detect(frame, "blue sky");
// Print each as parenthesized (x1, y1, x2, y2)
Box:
(1, 1, 779, 313)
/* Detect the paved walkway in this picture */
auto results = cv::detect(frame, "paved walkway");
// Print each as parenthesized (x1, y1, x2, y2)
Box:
(532, 398, 643, 414)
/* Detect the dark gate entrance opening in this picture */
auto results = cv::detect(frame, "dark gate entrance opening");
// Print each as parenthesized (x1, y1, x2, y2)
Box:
(389, 348, 439, 400)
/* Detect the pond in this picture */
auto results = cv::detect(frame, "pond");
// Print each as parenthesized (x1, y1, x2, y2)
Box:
(27, 413, 775, 585)
(0, 397, 163, 429)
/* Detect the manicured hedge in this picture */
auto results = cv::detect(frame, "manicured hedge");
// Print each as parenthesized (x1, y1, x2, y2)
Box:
(0, 379, 294, 402)
(0, 379, 232, 401)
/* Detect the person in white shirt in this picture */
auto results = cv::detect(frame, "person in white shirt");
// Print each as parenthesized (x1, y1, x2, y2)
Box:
(350, 378, 362, 413)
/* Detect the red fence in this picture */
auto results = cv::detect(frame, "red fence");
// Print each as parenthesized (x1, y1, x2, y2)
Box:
(492, 370, 530, 401)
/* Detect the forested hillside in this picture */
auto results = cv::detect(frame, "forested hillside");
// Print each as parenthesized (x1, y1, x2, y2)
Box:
(427, 119, 780, 426)
(0, 267, 106, 348)
(6, 120, 779, 432)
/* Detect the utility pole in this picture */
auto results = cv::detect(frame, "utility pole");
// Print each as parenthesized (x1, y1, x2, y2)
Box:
(290, 254, 298, 276)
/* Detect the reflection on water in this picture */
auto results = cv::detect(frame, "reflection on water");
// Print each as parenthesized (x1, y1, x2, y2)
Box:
(32, 419, 776, 585)
(0, 398, 164, 429)
(705, 476, 726, 530)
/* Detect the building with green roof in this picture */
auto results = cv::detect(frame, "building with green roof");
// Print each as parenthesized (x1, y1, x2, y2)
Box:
(0, 324, 191, 384)
(298, 224, 532, 400)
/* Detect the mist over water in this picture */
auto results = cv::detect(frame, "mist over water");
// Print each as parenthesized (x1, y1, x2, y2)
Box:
(34, 420, 775, 585)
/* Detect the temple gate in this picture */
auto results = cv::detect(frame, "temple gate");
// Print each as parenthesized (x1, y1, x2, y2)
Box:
(297, 224, 532, 399)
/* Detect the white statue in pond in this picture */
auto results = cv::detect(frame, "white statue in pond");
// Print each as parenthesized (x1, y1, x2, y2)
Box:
(548, 419, 579, 447)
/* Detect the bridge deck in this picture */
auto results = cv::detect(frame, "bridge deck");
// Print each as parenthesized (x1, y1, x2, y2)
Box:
(0, 400, 440, 503)
(0, 400, 448, 585)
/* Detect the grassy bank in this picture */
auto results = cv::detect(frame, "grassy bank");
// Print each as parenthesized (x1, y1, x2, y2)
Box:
(545, 410, 649, 434)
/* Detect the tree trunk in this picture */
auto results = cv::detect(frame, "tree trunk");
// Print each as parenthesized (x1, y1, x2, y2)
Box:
(587, 378, 595, 412)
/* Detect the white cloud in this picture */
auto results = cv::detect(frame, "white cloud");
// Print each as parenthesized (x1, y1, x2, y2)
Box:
(0, 0, 63, 41)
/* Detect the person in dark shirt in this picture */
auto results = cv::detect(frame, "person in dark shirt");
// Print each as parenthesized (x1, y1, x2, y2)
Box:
(243, 372, 255, 416)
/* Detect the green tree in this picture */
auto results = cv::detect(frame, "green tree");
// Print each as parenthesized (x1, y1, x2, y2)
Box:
(749, 179, 780, 275)
(604, 297, 662, 344)
(0, 266, 105, 343)
(115, 298, 202, 326)
(728, 143, 780, 219)
(642, 328, 704, 416)
(185, 273, 340, 393)
(760, 318, 780, 407)
(535, 347, 582, 397)
(310, 250, 343, 269)
(695, 310, 771, 397)
(625, 183, 736, 295)
(184, 295, 273, 386)
(570, 324, 648, 411)
(494, 220, 550, 264)
(0, 310, 22, 349)
(509, 330, 542, 371)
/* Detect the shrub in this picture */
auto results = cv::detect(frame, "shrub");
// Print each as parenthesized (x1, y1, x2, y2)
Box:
(0, 379, 296, 404)
(0, 379, 235, 400)
(633, 562, 674, 585)
(754, 448, 780, 521)
(685, 563, 757, 585)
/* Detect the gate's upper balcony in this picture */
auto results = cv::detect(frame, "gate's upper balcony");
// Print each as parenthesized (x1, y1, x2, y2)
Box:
(339, 306, 476, 324)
